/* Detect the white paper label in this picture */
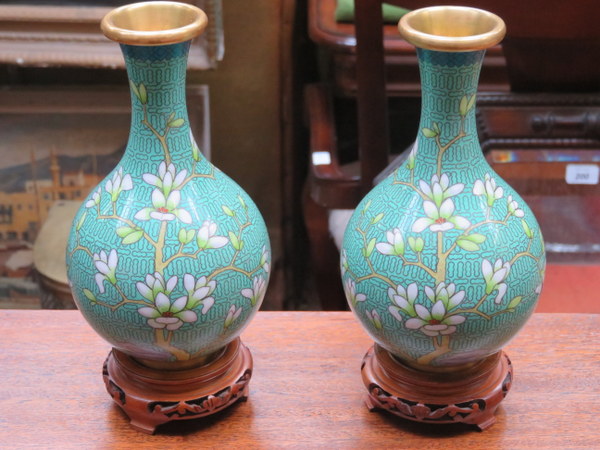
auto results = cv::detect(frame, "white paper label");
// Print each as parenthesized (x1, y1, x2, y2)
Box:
(312, 151, 332, 166)
(565, 164, 599, 185)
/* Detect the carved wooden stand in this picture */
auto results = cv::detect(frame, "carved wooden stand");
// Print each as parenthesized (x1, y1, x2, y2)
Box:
(362, 345, 512, 430)
(102, 337, 252, 434)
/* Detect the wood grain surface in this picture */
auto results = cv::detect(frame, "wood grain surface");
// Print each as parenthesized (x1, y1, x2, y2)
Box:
(0, 311, 598, 448)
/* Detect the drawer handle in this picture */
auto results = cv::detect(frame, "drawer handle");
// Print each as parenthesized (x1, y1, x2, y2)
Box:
(531, 112, 600, 136)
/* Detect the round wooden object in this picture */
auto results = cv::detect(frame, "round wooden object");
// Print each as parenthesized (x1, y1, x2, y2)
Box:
(362, 345, 512, 430)
(33, 200, 80, 309)
(103, 337, 253, 434)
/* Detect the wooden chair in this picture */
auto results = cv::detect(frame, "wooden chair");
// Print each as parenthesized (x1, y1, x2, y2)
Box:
(303, 0, 600, 310)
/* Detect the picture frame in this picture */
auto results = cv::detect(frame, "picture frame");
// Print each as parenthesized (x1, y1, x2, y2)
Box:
(0, 0, 224, 70)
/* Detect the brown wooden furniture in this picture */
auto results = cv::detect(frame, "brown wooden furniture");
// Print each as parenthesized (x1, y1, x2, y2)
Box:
(1, 310, 598, 446)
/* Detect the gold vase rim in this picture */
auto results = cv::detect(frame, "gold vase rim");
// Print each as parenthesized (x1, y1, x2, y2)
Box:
(398, 6, 506, 52)
(101, 1, 208, 46)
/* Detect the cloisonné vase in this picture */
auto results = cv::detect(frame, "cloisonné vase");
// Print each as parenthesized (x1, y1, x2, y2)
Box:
(341, 7, 545, 370)
(66, 2, 270, 367)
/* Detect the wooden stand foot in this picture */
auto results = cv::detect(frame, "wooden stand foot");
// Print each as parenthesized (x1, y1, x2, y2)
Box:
(361, 344, 512, 430)
(102, 337, 253, 434)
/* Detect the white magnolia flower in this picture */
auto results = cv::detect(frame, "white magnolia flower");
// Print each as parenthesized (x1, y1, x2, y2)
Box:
(93, 249, 118, 294)
(405, 301, 466, 337)
(134, 188, 192, 223)
(388, 282, 418, 321)
(340, 250, 349, 277)
(344, 278, 366, 307)
(183, 274, 216, 314)
(260, 245, 270, 274)
(241, 276, 267, 307)
(424, 281, 465, 311)
(142, 162, 187, 196)
(224, 304, 242, 329)
(196, 220, 228, 250)
(419, 173, 464, 207)
(507, 195, 525, 218)
(412, 199, 470, 233)
(473, 174, 503, 207)
(105, 167, 133, 202)
(376, 228, 405, 256)
(136, 272, 178, 302)
(85, 187, 101, 208)
(482, 258, 511, 304)
(366, 309, 383, 330)
(138, 292, 197, 331)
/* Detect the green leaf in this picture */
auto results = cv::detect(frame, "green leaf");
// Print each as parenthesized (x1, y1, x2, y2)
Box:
(422, 127, 437, 138)
(83, 289, 96, 303)
(167, 112, 175, 124)
(365, 238, 376, 258)
(462, 233, 486, 244)
(191, 139, 201, 161)
(116, 226, 135, 238)
(138, 83, 147, 104)
(415, 237, 424, 252)
(457, 239, 480, 252)
(229, 231, 241, 250)
(433, 122, 440, 134)
(238, 195, 247, 210)
(178, 228, 188, 244)
(186, 229, 195, 243)
(373, 318, 383, 330)
(122, 230, 144, 245)
(507, 296, 523, 309)
(408, 237, 417, 252)
(76, 211, 87, 231)
(222, 205, 235, 217)
(129, 80, 140, 101)
(459, 96, 468, 116)
(167, 118, 185, 128)
(521, 220, 533, 239)
(467, 94, 477, 112)
(371, 213, 384, 224)
(362, 199, 372, 215)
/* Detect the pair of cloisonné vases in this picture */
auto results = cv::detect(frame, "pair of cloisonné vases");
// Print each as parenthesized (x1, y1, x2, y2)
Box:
(67, 1, 543, 417)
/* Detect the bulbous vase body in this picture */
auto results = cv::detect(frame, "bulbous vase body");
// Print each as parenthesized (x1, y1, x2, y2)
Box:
(66, 41, 270, 364)
(341, 48, 545, 368)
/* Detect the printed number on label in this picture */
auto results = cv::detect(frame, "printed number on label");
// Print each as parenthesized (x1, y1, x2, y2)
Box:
(565, 164, 599, 185)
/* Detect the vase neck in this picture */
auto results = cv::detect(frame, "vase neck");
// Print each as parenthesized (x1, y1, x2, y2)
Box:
(121, 42, 201, 169)
(412, 48, 486, 177)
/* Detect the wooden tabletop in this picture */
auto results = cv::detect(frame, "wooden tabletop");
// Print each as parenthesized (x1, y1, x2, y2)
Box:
(0, 311, 599, 448)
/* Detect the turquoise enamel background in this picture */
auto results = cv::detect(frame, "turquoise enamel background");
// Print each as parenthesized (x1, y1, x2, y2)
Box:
(66, 42, 270, 362)
(341, 49, 545, 367)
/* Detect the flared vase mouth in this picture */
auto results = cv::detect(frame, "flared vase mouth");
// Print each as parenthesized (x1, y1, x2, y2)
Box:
(398, 6, 506, 52)
(101, 1, 207, 46)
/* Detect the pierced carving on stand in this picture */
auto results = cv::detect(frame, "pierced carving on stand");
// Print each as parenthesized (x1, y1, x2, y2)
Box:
(501, 357, 513, 397)
(367, 384, 486, 423)
(103, 357, 126, 405)
(149, 369, 251, 418)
